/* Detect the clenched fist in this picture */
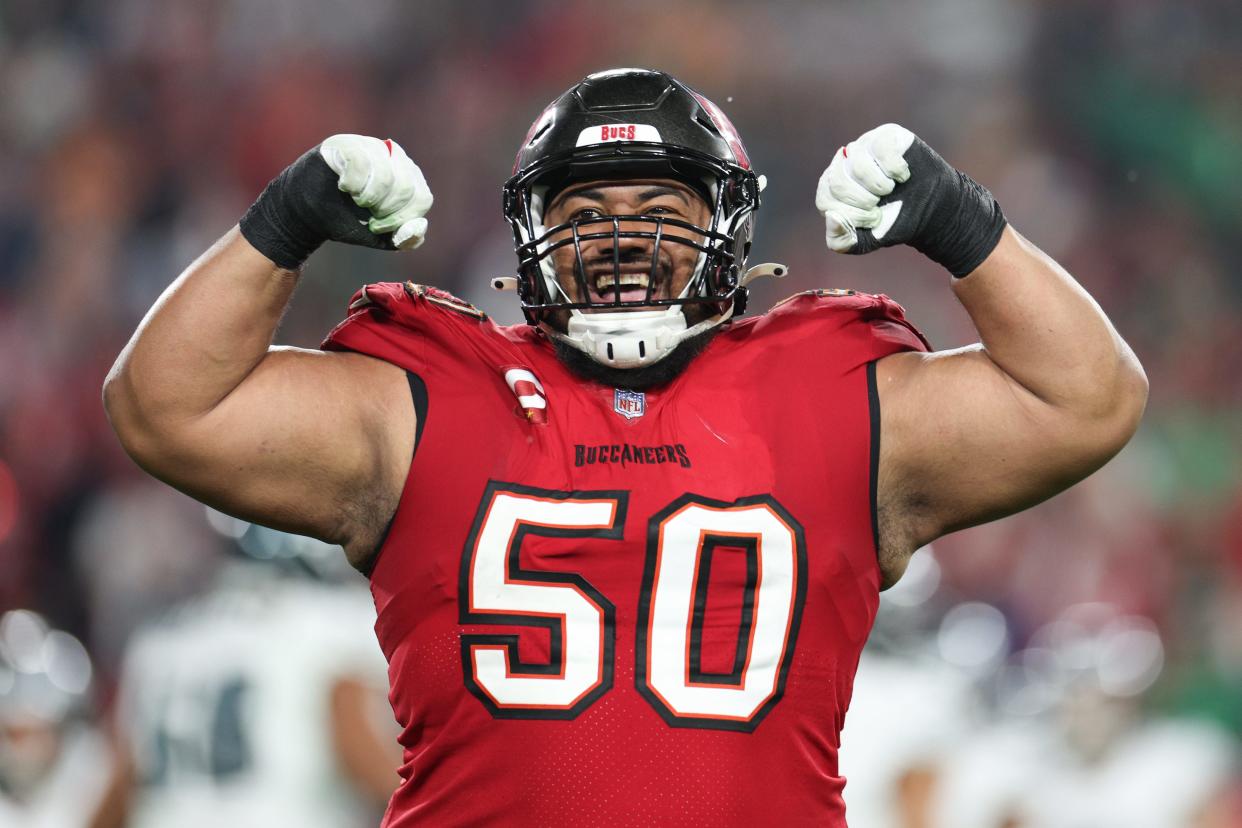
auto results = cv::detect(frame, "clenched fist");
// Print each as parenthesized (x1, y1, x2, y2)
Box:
(814, 123, 1006, 278)
(240, 134, 433, 270)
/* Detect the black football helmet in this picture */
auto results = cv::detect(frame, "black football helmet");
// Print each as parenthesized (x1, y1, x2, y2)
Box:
(502, 68, 762, 368)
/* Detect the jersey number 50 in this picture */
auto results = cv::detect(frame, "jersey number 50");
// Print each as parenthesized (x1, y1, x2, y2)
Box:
(459, 482, 807, 733)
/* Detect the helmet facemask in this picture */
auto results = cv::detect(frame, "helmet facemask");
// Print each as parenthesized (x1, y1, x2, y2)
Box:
(504, 144, 760, 369)
(503, 69, 763, 371)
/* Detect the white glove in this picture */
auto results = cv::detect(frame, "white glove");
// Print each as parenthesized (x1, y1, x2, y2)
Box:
(815, 123, 914, 252)
(814, 123, 1007, 276)
(319, 134, 434, 249)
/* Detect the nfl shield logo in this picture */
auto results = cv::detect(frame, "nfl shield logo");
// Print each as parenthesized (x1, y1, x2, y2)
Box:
(613, 389, 645, 420)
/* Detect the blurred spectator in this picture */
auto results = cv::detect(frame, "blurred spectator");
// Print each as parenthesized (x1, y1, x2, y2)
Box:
(0, 0, 1239, 821)
(0, 609, 111, 827)
(90, 523, 397, 828)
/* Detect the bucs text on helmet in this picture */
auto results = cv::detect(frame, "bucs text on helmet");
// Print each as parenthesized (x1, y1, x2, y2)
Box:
(502, 68, 764, 369)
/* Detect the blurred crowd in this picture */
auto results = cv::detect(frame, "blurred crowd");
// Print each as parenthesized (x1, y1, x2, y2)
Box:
(1, 0, 1240, 824)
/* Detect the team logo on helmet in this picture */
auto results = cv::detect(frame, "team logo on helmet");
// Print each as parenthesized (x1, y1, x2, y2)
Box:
(575, 124, 663, 147)
(691, 92, 751, 169)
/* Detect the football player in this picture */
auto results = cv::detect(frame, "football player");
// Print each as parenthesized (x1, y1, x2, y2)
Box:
(0, 610, 112, 828)
(88, 526, 398, 828)
(838, 651, 974, 828)
(103, 68, 1148, 825)
(1000, 607, 1236, 828)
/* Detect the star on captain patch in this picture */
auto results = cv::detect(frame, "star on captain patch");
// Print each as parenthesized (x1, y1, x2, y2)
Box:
(613, 388, 645, 420)
(503, 367, 546, 424)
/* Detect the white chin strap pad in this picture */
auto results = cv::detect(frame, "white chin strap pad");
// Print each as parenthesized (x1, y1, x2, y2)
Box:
(554, 304, 733, 370)
(562, 309, 683, 369)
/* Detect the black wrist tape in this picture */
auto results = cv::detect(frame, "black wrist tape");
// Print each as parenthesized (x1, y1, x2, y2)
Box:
(917, 171, 1007, 278)
(238, 149, 338, 270)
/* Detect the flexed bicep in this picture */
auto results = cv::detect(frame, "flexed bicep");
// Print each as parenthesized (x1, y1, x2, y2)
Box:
(875, 318, 1144, 583)
(817, 127, 1146, 585)
(121, 347, 415, 568)
(105, 133, 434, 569)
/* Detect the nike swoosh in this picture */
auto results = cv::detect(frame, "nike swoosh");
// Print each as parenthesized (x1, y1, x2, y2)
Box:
(872, 201, 902, 241)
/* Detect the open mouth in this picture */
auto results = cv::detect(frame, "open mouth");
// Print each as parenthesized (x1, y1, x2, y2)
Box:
(586, 270, 660, 304)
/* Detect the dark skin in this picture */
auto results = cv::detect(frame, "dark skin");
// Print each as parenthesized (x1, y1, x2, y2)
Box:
(104, 179, 1146, 584)
(873, 225, 1147, 585)
(541, 179, 712, 325)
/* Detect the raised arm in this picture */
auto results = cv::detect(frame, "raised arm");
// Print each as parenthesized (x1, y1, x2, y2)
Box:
(816, 125, 1148, 585)
(875, 227, 1146, 571)
(103, 136, 433, 567)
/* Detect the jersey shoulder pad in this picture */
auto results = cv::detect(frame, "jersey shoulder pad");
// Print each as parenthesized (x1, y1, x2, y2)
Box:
(321, 281, 493, 372)
(757, 288, 931, 362)
(342, 281, 486, 320)
(767, 287, 899, 317)
(401, 282, 487, 319)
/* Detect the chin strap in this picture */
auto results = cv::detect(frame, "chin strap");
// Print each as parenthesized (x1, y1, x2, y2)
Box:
(490, 263, 786, 370)
(551, 304, 734, 369)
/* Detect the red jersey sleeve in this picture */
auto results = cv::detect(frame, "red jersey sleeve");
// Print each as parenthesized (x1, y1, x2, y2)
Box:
(320, 281, 491, 374)
(756, 289, 931, 369)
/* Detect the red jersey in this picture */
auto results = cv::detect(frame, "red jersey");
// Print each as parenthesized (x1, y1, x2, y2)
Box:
(322, 282, 929, 827)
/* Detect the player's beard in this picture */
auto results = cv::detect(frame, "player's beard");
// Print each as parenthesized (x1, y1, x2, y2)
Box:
(547, 249, 722, 389)
(551, 323, 722, 391)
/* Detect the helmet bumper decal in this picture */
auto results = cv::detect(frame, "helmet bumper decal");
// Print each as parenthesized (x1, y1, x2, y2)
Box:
(576, 123, 663, 146)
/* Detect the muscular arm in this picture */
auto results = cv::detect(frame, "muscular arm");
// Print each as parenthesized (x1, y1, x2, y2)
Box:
(874, 226, 1148, 583)
(102, 227, 414, 565)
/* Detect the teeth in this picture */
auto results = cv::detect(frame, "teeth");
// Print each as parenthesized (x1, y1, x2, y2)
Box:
(595, 273, 649, 292)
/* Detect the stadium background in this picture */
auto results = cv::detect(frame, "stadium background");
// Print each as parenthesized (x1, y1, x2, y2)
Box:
(1, 0, 1240, 823)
